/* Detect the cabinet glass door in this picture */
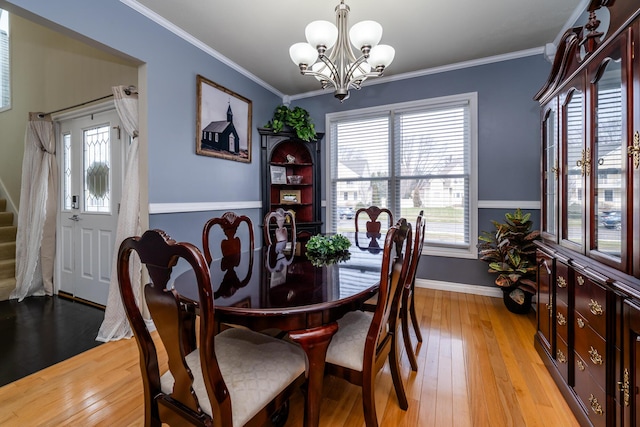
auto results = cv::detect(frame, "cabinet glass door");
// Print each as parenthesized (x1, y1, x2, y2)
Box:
(593, 57, 623, 260)
(564, 87, 585, 249)
(543, 100, 559, 239)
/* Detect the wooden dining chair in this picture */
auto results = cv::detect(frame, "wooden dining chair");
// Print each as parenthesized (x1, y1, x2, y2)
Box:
(202, 212, 255, 298)
(401, 210, 425, 371)
(263, 208, 296, 245)
(324, 219, 412, 427)
(202, 211, 254, 266)
(355, 206, 394, 239)
(117, 229, 306, 427)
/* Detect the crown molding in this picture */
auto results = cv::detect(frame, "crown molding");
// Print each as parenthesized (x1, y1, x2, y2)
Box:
(120, 0, 285, 98)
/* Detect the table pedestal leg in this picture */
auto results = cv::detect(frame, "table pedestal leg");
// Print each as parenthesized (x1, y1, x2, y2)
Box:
(289, 322, 339, 427)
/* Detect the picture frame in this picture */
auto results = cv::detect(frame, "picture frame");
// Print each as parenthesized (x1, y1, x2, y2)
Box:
(270, 165, 287, 184)
(280, 190, 301, 204)
(196, 74, 252, 162)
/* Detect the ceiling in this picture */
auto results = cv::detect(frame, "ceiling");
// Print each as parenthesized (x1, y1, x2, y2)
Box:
(130, 0, 585, 98)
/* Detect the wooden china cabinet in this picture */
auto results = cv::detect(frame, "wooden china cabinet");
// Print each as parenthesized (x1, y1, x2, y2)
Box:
(259, 127, 324, 237)
(533, 1, 640, 425)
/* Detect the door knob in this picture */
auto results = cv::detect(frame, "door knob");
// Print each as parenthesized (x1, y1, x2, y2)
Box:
(69, 214, 81, 221)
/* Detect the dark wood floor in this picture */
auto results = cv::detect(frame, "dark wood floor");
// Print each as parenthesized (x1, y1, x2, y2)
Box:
(0, 295, 104, 387)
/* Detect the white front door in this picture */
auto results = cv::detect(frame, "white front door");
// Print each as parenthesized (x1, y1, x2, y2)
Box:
(57, 108, 124, 306)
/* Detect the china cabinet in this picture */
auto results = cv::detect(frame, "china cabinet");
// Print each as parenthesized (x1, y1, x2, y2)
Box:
(534, 0, 640, 425)
(259, 127, 324, 237)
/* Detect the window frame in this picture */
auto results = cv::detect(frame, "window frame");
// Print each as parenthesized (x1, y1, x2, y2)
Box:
(0, 8, 10, 113)
(325, 92, 478, 259)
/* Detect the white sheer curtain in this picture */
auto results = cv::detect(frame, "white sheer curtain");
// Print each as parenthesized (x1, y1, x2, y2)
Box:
(11, 113, 57, 301)
(96, 85, 141, 342)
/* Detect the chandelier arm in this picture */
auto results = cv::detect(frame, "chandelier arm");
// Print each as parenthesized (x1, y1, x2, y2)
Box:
(300, 69, 339, 91)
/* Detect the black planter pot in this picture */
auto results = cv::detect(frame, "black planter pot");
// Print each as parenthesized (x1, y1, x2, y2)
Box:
(502, 287, 533, 314)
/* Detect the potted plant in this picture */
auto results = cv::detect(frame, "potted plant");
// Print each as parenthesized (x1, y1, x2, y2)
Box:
(264, 105, 317, 142)
(477, 208, 540, 314)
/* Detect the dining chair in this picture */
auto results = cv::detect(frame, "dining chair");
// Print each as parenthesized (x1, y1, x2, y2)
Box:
(202, 211, 254, 266)
(263, 208, 296, 245)
(355, 206, 394, 240)
(324, 219, 412, 427)
(117, 229, 306, 427)
(202, 212, 254, 298)
(401, 210, 425, 371)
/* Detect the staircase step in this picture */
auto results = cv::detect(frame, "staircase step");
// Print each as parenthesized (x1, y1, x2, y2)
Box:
(0, 277, 15, 301)
(0, 241, 15, 261)
(0, 212, 13, 226)
(0, 259, 15, 280)
(0, 199, 6, 212)
(0, 226, 17, 243)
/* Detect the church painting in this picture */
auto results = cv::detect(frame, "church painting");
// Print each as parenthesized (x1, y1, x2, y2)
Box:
(196, 74, 252, 162)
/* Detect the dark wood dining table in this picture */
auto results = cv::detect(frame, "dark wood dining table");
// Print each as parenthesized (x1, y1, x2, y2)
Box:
(173, 234, 385, 427)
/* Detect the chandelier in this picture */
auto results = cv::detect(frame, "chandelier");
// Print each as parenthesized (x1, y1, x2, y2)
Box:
(289, 0, 395, 102)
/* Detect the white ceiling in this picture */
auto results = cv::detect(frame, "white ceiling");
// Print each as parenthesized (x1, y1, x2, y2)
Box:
(128, 0, 585, 98)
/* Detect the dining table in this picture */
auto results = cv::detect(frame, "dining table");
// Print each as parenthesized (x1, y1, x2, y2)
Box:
(173, 233, 386, 427)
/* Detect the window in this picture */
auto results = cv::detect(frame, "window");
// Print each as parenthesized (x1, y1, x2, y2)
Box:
(327, 93, 478, 258)
(0, 9, 9, 112)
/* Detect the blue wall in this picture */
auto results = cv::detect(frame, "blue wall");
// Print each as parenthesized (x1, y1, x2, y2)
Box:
(4, 0, 550, 288)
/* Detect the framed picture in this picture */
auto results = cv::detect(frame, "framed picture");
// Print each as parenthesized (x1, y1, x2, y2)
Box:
(280, 190, 301, 204)
(270, 165, 287, 184)
(196, 74, 252, 162)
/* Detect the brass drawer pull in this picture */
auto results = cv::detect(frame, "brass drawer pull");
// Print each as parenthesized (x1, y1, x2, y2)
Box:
(557, 276, 567, 288)
(577, 275, 585, 286)
(588, 346, 603, 365)
(556, 349, 567, 364)
(577, 359, 585, 371)
(577, 318, 585, 328)
(589, 299, 603, 316)
(556, 312, 567, 326)
(589, 394, 604, 415)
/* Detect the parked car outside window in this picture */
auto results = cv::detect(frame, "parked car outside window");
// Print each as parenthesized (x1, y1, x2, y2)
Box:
(601, 210, 621, 230)
(337, 207, 355, 219)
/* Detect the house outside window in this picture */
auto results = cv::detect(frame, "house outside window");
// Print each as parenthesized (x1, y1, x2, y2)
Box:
(327, 93, 478, 258)
(0, 9, 9, 112)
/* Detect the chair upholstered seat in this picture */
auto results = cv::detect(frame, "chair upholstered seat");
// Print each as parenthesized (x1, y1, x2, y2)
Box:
(160, 327, 306, 427)
(325, 310, 373, 371)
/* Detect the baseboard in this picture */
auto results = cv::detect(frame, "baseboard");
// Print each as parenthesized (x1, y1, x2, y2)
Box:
(415, 278, 502, 298)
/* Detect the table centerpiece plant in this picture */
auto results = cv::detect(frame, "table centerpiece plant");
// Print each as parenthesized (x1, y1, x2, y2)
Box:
(477, 208, 540, 314)
(305, 234, 351, 267)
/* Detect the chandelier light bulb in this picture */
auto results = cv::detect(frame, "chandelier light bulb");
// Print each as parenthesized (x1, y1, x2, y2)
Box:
(289, 42, 319, 67)
(349, 20, 382, 51)
(368, 44, 395, 68)
(305, 20, 338, 51)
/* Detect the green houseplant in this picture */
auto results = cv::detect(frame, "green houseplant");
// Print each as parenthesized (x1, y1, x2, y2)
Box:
(264, 105, 317, 142)
(305, 234, 351, 267)
(477, 208, 540, 313)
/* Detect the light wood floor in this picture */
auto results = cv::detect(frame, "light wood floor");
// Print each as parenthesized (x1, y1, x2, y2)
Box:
(0, 288, 579, 426)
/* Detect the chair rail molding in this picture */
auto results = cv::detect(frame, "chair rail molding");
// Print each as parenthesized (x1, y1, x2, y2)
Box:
(149, 201, 262, 214)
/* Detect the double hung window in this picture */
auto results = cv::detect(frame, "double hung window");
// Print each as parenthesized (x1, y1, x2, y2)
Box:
(327, 93, 477, 258)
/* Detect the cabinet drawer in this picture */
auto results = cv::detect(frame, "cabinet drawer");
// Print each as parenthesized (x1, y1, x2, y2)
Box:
(574, 322, 606, 387)
(555, 336, 570, 383)
(556, 300, 569, 342)
(556, 262, 569, 305)
(574, 275, 606, 338)
(573, 352, 606, 427)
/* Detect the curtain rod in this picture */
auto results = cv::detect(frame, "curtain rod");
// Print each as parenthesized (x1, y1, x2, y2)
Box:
(37, 86, 138, 118)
